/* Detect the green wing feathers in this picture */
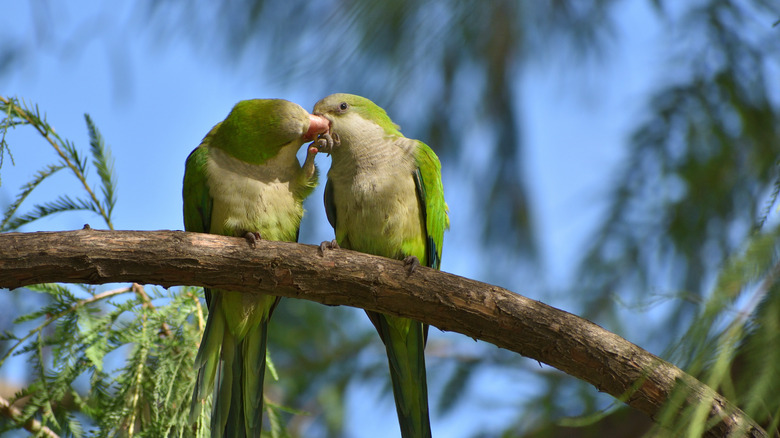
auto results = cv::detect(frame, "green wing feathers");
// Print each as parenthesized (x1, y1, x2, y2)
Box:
(183, 146, 214, 308)
(414, 141, 449, 270)
(183, 146, 213, 235)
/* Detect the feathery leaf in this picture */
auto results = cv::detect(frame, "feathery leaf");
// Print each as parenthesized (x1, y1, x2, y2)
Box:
(0, 163, 65, 230)
(85, 114, 117, 217)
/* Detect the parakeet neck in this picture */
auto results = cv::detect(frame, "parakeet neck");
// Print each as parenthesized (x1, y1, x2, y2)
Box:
(328, 119, 415, 182)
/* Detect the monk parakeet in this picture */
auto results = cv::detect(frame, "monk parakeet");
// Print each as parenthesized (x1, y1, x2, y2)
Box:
(313, 93, 449, 438)
(184, 98, 329, 437)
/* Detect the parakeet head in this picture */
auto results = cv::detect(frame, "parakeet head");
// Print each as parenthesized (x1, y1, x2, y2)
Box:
(209, 98, 328, 165)
(313, 93, 402, 142)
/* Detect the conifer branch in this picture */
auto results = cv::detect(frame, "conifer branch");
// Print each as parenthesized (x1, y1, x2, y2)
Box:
(0, 96, 114, 230)
(0, 285, 131, 368)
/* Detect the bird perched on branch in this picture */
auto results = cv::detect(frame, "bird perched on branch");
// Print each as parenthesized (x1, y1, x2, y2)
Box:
(314, 93, 449, 438)
(184, 98, 329, 437)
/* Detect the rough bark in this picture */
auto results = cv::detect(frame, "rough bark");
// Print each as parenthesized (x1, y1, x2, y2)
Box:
(0, 229, 767, 437)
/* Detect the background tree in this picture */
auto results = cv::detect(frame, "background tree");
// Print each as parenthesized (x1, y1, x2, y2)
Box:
(1, 1, 779, 436)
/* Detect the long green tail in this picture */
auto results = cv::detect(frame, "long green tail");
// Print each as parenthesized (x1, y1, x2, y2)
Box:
(191, 292, 270, 438)
(368, 311, 432, 438)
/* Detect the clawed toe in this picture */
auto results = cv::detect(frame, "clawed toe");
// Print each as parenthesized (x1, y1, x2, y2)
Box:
(243, 231, 262, 248)
(319, 239, 340, 255)
(315, 132, 341, 155)
(403, 255, 421, 274)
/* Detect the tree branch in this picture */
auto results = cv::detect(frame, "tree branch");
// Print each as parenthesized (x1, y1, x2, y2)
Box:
(0, 229, 766, 437)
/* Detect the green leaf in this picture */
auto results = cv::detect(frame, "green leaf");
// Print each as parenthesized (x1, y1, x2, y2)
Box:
(0, 163, 65, 230)
(85, 114, 117, 218)
(266, 348, 279, 381)
(2, 194, 97, 231)
(79, 311, 108, 372)
(265, 401, 295, 438)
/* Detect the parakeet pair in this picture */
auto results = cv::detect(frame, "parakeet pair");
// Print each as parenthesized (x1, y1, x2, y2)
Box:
(183, 94, 448, 438)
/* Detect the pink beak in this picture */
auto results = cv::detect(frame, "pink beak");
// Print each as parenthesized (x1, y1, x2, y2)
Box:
(304, 114, 330, 141)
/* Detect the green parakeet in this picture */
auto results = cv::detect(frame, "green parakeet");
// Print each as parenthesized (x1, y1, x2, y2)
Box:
(183, 98, 328, 437)
(313, 93, 449, 438)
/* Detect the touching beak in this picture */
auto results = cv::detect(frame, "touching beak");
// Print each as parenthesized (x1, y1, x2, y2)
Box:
(304, 114, 330, 141)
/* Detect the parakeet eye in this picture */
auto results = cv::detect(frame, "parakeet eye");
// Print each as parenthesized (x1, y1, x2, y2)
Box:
(339, 102, 348, 111)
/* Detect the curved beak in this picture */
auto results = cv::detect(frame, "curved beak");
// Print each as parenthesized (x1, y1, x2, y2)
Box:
(303, 114, 330, 141)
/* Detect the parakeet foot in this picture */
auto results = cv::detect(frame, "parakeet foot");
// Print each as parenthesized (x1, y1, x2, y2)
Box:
(315, 132, 340, 155)
(403, 255, 421, 274)
(319, 239, 340, 255)
(243, 231, 263, 248)
(303, 146, 318, 179)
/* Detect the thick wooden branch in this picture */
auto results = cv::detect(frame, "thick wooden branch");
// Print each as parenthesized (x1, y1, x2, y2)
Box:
(0, 229, 766, 437)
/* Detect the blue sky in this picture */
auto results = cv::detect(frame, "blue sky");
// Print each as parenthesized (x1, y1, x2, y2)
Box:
(1, 1, 668, 436)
